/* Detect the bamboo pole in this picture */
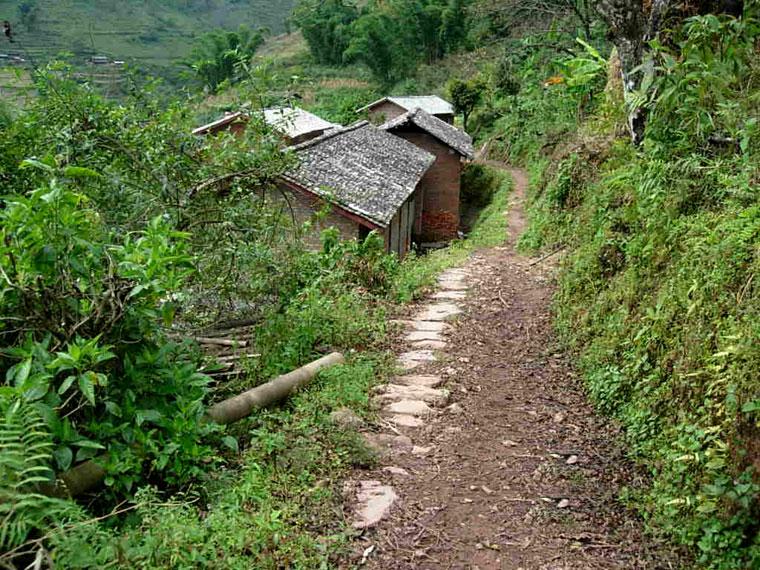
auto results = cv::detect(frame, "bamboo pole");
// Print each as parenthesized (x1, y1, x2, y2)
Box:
(204, 352, 345, 424)
(52, 352, 345, 497)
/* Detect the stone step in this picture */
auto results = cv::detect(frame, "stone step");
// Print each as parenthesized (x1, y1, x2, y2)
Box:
(393, 374, 444, 388)
(384, 399, 435, 417)
(410, 320, 451, 332)
(385, 414, 425, 428)
(417, 303, 462, 321)
(352, 480, 398, 529)
(432, 290, 467, 300)
(406, 330, 444, 342)
(373, 384, 449, 406)
(412, 340, 447, 350)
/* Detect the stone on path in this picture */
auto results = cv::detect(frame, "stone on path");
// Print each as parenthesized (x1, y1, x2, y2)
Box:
(410, 320, 450, 332)
(397, 350, 437, 371)
(329, 407, 364, 429)
(385, 399, 434, 417)
(406, 330, 444, 342)
(386, 414, 425, 428)
(393, 375, 444, 388)
(363, 433, 413, 457)
(352, 480, 398, 529)
(374, 384, 449, 406)
(383, 466, 410, 477)
(418, 303, 462, 321)
(433, 290, 467, 300)
(412, 340, 447, 350)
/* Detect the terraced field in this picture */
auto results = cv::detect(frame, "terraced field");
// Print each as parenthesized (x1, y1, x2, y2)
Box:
(0, 0, 295, 69)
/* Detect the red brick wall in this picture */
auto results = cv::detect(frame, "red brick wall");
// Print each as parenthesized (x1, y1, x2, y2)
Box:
(392, 130, 462, 241)
(274, 183, 361, 249)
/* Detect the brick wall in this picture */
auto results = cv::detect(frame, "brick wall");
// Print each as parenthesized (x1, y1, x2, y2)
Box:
(274, 183, 361, 249)
(367, 101, 407, 125)
(392, 129, 462, 241)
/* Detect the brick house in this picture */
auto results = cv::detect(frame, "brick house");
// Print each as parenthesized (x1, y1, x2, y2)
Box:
(357, 95, 455, 125)
(380, 108, 474, 242)
(262, 107, 340, 144)
(278, 121, 435, 258)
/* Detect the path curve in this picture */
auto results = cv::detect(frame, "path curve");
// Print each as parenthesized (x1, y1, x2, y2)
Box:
(347, 167, 682, 569)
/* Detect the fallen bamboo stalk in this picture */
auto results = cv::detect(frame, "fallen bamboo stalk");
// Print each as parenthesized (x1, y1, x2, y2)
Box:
(205, 352, 345, 425)
(51, 352, 345, 497)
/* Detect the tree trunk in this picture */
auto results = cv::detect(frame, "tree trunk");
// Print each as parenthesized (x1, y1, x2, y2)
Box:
(596, 0, 647, 144)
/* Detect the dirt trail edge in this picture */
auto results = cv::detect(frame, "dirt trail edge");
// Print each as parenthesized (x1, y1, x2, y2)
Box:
(345, 167, 684, 570)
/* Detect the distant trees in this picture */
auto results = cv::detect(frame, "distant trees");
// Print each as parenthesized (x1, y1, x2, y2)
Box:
(292, 0, 358, 65)
(186, 25, 267, 92)
(293, 0, 474, 84)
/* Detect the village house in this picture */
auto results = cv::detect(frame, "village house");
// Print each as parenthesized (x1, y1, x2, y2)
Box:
(358, 95, 456, 125)
(279, 121, 435, 258)
(262, 107, 340, 145)
(192, 111, 249, 137)
(192, 107, 339, 143)
(380, 107, 474, 242)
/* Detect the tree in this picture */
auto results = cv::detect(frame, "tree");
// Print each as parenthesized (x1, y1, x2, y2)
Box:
(596, 0, 745, 144)
(292, 0, 359, 65)
(448, 77, 485, 131)
(186, 25, 266, 92)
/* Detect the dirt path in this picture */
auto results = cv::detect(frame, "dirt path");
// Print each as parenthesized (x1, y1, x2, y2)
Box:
(346, 167, 682, 569)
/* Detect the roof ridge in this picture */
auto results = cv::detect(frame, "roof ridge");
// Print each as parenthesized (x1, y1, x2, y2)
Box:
(289, 120, 369, 151)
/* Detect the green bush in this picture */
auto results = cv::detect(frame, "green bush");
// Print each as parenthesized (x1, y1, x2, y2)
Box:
(461, 162, 499, 207)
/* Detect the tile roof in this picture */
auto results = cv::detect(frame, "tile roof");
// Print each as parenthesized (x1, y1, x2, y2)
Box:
(357, 95, 455, 116)
(282, 122, 435, 227)
(192, 111, 247, 135)
(262, 107, 339, 139)
(380, 107, 475, 159)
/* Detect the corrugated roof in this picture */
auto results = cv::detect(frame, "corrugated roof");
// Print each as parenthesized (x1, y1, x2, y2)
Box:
(380, 107, 474, 159)
(192, 111, 247, 135)
(262, 107, 339, 139)
(357, 95, 455, 116)
(282, 122, 435, 227)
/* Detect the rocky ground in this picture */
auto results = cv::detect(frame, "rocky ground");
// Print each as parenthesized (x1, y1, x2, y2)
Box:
(343, 168, 686, 569)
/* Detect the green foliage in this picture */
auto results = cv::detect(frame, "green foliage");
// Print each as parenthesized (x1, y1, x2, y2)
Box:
(518, 13, 760, 569)
(447, 76, 485, 131)
(292, 0, 358, 66)
(294, 0, 473, 84)
(185, 25, 267, 92)
(0, 178, 218, 497)
(461, 162, 499, 207)
(0, 398, 84, 552)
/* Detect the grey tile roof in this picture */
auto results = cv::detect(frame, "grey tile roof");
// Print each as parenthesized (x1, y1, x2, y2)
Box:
(357, 95, 455, 116)
(282, 122, 435, 227)
(262, 107, 339, 139)
(380, 107, 475, 159)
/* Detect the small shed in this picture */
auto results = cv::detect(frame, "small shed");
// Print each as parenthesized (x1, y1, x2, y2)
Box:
(358, 95, 456, 125)
(262, 107, 340, 145)
(380, 108, 474, 242)
(279, 121, 435, 258)
(192, 111, 249, 137)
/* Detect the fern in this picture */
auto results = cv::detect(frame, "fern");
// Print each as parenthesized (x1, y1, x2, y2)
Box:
(0, 397, 80, 556)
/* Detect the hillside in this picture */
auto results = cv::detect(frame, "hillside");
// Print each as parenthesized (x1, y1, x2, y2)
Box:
(0, 0, 295, 71)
